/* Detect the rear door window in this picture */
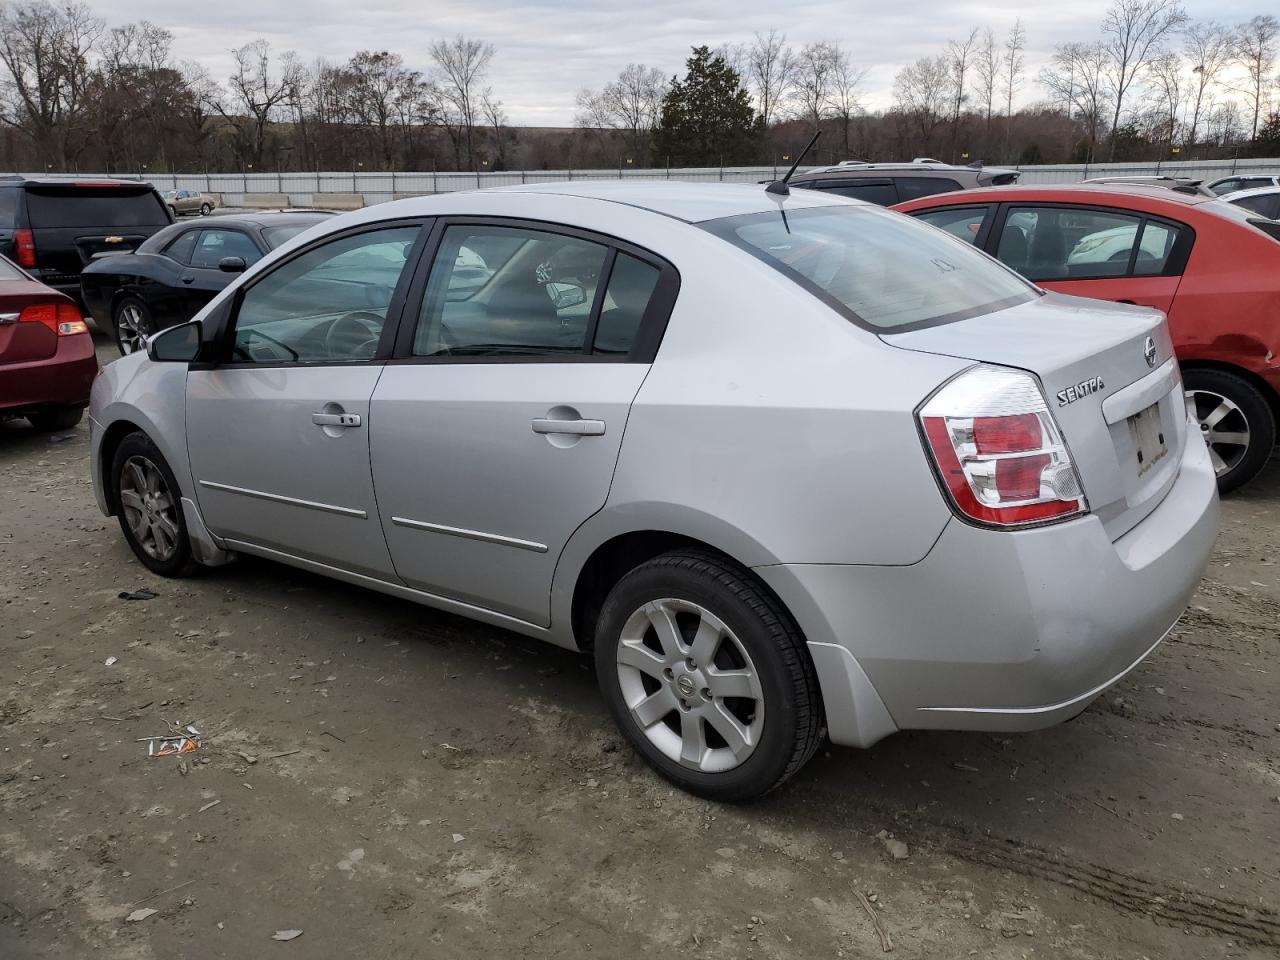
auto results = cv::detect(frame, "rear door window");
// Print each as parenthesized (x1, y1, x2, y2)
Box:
(25, 188, 170, 229)
(913, 206, 992, 245)
(895, 176, 962, 201)
(812, 180, 898, 205)
(594, 253, 660, 355)
(997, 206, 1143, 280)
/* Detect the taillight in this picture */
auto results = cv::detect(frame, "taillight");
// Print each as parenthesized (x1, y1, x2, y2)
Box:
(19, 301, 89, 336)
(14, 228, 35, 268)
(919, 365, 1086, 528)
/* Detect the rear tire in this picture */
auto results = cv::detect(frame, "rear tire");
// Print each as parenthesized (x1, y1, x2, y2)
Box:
(111, 432, 196, 577)
(199, 203, 212, 216)
(1184, 368, 1276, 494)
(113, 296, 154, 356)
(26, 407, 83, 431)
(594, 551, 823, 802)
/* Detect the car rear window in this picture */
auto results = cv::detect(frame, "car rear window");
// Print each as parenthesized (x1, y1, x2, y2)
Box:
(0, 256, 27, 281)
(262, 221, 325, 248)
(704, 205, 1036, 330)
(0, 188, 16, 227)
(25, 188, 170, 229)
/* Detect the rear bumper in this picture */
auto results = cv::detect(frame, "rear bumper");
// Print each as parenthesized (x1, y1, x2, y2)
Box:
(757, 427, 1219, 747)
(0, 333, 97, 414)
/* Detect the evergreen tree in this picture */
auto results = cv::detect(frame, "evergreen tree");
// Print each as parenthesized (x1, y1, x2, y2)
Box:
(653, 46, 762, 166)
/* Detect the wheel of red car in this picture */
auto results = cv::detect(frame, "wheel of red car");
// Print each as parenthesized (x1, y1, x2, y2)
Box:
(111, 432, 195, 577)
(113, 297, 154, 356)
(26, 407, 84, 431)
(1184, 368, 1277, 494)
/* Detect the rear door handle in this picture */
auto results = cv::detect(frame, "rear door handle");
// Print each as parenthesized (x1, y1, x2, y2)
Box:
(531, 417, 605, 436)
(181, 275, 195, 284)
(313, 412, 362, 428)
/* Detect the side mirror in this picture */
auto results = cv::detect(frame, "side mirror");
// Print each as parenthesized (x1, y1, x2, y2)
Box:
(147, 319, 202, 363)
(219, 256, 247, 273)
(544, 281, 586, 309)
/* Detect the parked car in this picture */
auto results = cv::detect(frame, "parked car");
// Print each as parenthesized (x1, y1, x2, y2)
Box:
(81, 212, 333, 355)
(894, 182, 1280, 492)
(0, 253, 96, 430)
(778, 159, 1020, 205)
(1206, 174, 1280, 196)
(1221, 185, 1280, 221)
(0, 176, 172, 302)
(89, 182, 1217, 800)
(162, 189, 218, 217)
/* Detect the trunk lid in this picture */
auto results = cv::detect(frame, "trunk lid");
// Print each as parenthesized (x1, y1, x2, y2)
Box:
(0, 280, 64, 363)
(883, 292, 1187, 540)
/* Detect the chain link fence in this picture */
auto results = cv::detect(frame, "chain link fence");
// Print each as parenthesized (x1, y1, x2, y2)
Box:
(71, 157, 1280, 208)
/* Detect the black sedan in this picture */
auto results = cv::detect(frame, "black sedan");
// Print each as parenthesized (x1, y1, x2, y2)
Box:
(80, 212, 332, 354)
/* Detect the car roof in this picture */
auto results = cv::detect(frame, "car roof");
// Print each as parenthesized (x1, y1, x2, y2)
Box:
(797, 161, 1015, 177)
(0, 175, 155, 189)
(1221, 185, 1280, 200)
(1209, 174, 1276, 183)
(903, 181, 1217, 207)
(484, 180, 849, 223)
(171, 211, 331, 229)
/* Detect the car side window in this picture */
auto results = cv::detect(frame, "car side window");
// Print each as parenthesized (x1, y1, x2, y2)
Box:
(819, 181, 898, 205)
(594, 253, 660, 355)
(414, 224, 609, 358)
(163, 230, 198, 265)
(1235, 194, 1280, 219)
(997, 206, 1147, 281)
(1132, 221, 1183, 275)
(230, 225, 419, 364)
(191, 229, 261, 268)
(913, 206, 990, 245)
(895, 177, 962, 201)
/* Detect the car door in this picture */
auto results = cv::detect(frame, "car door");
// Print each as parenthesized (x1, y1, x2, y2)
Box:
(181, 227, 265, 318)
(987, 204, 1186, 313)
(370, 219, 677, 625)
(142, 228, 201, 328)
(187, 220, 427, 578)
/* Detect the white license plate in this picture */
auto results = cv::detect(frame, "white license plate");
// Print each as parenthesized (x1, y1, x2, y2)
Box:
(1127, 402, 1168, 476)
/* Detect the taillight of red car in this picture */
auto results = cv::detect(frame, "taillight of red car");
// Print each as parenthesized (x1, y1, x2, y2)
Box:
(19, 301, 89, 336)
(14, 228, 36, 268)
(919, 365, 1087, 528)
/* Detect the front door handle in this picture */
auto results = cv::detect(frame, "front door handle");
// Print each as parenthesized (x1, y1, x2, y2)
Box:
(531, 417, 605, 436)
(313, 412, 362, 428)
(181, 275, 195, 285)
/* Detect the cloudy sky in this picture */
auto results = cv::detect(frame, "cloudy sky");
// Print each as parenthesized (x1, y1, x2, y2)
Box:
(95, 0, 1273, 125)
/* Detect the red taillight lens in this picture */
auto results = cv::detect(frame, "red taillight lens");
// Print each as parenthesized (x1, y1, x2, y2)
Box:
(14, 228, 36, 268)
(19, 301, 88, 336)
(920, 366, 1086, 528)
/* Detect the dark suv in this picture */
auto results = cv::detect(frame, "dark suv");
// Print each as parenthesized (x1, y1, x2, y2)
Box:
(0, 177, 173, 302)
(784, 159, 1020, 205)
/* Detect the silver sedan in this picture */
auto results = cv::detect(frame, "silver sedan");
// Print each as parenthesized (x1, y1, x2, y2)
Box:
(89, 182, 1218, 800)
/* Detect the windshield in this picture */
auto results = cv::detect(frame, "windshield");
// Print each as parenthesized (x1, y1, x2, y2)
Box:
(704, 205, 1036, 330)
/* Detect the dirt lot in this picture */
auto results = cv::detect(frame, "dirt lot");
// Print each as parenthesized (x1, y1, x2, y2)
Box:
(2, 331, 1279, 959)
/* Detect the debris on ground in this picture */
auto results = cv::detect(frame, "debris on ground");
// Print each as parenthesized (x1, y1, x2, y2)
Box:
(272, 929, 303, 941)
(138, 722, 201, 758)
(125, 908, 158, 923)
(855, 890, 894, 952)
(104, 656, 118, 666)
(883, 838, 910, 861)
(118, 589, 158, 600)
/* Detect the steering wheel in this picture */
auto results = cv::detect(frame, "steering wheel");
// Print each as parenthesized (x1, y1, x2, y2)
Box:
(325, 311, 383, 359)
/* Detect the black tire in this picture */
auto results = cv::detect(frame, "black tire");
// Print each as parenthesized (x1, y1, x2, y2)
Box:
(26, 406, 83, 431)
(113, 296, 155, 356)
(594, 551, 823, 802)
(199, 203, 212, 215)
(1184, 368, 1276, 494)
(111, 432, 196, 577)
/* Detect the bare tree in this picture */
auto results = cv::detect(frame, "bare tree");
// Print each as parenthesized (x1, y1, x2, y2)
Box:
(1183, 22, 1234, 151)
(574, 64, 666, 165)
(1039, 42, 1111, 159)
(0, 0, 104, 169)
(828, 47, 865, 158)
(746, 29, 795, 128)
(429, 35, 495, 170)
(344, 51, 424, 169)
(946, 28, 980, 160)
(972, 29, 998, 127)
(218, 39, 302, 168)
(1100, 0, 1188, 159)
(1146, 52, 1184, 148)
(794, 41, 838, 133)
(893, 55, 951, 155)
(1001, 18, 1027, 159)
(482, 92, 509, 168)
(1234, 15, 1279, 141)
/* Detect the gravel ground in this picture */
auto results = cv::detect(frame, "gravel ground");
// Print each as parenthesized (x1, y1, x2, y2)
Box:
(2, 331, 1278, 959)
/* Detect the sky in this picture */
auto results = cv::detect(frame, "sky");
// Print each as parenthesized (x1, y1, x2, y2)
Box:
(94, 0, 1275, 126)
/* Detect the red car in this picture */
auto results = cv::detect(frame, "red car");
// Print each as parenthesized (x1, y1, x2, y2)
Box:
(0, 253, 97, 431)
(894, 183, 1280, 492)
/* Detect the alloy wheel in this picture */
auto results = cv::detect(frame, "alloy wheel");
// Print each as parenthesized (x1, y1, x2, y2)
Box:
(116, 303, 151, 355)
(119, 455, 180, 561)
(615, 598, 765, 774)
(1186, 388, 1250, 477)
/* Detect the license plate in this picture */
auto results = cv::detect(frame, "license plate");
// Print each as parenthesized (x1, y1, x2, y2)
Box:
(1127, 402, 1168, 476)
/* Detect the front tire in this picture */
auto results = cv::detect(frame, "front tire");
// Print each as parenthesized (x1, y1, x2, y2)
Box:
(1184, 368, 1276, 494)
(113, 297, 154, 356)
(26, 407, 84, 431)
(594, 551, 823, 802)
(111, 432, 196, 577)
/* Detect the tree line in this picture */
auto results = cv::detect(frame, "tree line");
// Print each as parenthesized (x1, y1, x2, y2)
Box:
(0, 0, 1276, 175)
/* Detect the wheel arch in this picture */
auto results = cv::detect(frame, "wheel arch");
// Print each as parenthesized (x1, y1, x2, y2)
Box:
(1180, 358, 1280, 425)
(98, 418, 146, 515)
